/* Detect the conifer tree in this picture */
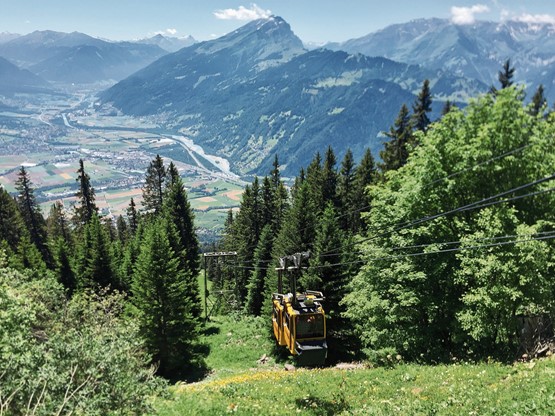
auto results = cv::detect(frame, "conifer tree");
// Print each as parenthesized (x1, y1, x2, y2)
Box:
(306, 152, 323, 212)
(322, 146, 338, 207)
(164, 172, 200, 278)
(353, 148, 376, 232)
(261, 176, 275, 229)
(381, 104, 412, 173)
(74, 159, 98, 225)
(13, 234, 48, 275)
(412, 79, 432, 133)
(47, 201, 72, 244)
(116, 215, 128, 244)
(441, 100, 455, 116)
(0, 187, 27, 256)
(15, 166, 50, 263)
(244, 225, 274, 316)
(126, 198, 139, 235)
(529, 84, 546, 117)
(51, 237, 77, 295)
(132, 217, 204, 380)
(142, 154, 167, 213)
(337, 149, 357, 232)
(230, 178, 263, 303)
(498, 58, 515, 89)
(75, 213, 115, 289)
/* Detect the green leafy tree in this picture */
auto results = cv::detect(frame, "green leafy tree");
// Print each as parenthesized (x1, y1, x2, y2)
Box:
(344, 88, 555, 361)
(132, 217, 205, 380)
(0, 259, 162, 414)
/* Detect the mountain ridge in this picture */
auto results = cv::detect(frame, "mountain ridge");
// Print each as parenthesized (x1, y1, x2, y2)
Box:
(99, 16, 486, 175)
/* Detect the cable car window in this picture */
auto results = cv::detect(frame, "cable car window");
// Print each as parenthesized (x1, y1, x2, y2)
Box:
(296, 314, 324, 339)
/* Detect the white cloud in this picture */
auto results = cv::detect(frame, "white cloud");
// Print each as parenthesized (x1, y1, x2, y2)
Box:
(514, 13, 555, 25)
(213, 3, 271, 21)
(154, 28, 178, 36)
(451, 4, 490, 25)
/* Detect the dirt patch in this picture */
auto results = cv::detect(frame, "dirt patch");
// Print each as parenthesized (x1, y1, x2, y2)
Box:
(224, 189, 243, 201)
(197, 196, 217, 203)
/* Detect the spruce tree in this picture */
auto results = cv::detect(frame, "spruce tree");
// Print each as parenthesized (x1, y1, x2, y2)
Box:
(74, 159, 98, 225)
(0, 187, 27, 257)
(353, 148, 376, 232)
(51, 237, 77, 296)
(126, 198, 139, 235)
(15, 166, 50, 263)
(132, 217, 204, 380)
(529, 84, 546, 117)
(305, 152, 323, 212)
(244, 224, 274, 316)
(164, 173, 200, 278)
(75, 213, 115, 289)
(441, 100, 455, 116)
(498, 58, 515, 89)
(337, 149, 357, 232)
(322, 146, 338, 207)
(381, 104, 412, 173)
(142, 154, 167, 213)
(47, 201, 71, 244)
(412, 79, 432, 133)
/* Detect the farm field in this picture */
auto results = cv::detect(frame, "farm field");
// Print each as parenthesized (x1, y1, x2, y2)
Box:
(0, 90, 244, 238)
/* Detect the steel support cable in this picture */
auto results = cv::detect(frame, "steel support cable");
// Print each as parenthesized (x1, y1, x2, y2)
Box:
(321, 173, 555, 257)
(308, 233, 555, 270)
(332, 142, 536, 223)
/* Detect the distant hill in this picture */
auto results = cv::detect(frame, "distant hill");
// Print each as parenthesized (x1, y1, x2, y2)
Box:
(0, 30, 167, 83)
(0, 32, 20, 44)
(0, 56, 50, 94)
(135, 34, 197, 52)
(99, 16, 486, 175)
(326, 18, 555, 101)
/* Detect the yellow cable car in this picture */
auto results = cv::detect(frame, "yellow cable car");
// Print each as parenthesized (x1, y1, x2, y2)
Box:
(272, 252, 327, 366)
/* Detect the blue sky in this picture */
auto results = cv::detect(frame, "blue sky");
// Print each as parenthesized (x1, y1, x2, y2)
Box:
(1, 1, 555, 43)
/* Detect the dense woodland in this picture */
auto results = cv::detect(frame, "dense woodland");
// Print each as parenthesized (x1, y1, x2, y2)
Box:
(1, 66, 555, 413)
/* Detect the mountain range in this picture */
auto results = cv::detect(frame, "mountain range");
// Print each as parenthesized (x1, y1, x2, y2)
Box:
(99, 16, 486, 175)
(2, 16, 554, 175)
(326, 18, 555, 99)
(0, 31, 168, 83)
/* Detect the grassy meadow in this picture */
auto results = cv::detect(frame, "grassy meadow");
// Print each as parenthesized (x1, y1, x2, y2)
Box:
(155, 315, 555, 416)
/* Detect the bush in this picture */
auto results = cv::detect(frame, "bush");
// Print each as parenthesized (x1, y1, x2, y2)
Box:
(0, 253, 164, 415)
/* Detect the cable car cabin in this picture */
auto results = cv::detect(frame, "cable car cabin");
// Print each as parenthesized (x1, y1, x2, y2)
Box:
(272, 290, 327, 366)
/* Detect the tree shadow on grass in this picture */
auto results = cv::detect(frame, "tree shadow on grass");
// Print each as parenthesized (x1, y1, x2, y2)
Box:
(294, 395, 351, 416)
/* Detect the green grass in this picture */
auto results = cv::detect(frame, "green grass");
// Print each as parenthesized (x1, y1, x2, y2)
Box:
(155, 316, 555, 415)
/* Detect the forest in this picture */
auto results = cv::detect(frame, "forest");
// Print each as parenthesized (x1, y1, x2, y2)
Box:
(1, 70, 554, 414)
